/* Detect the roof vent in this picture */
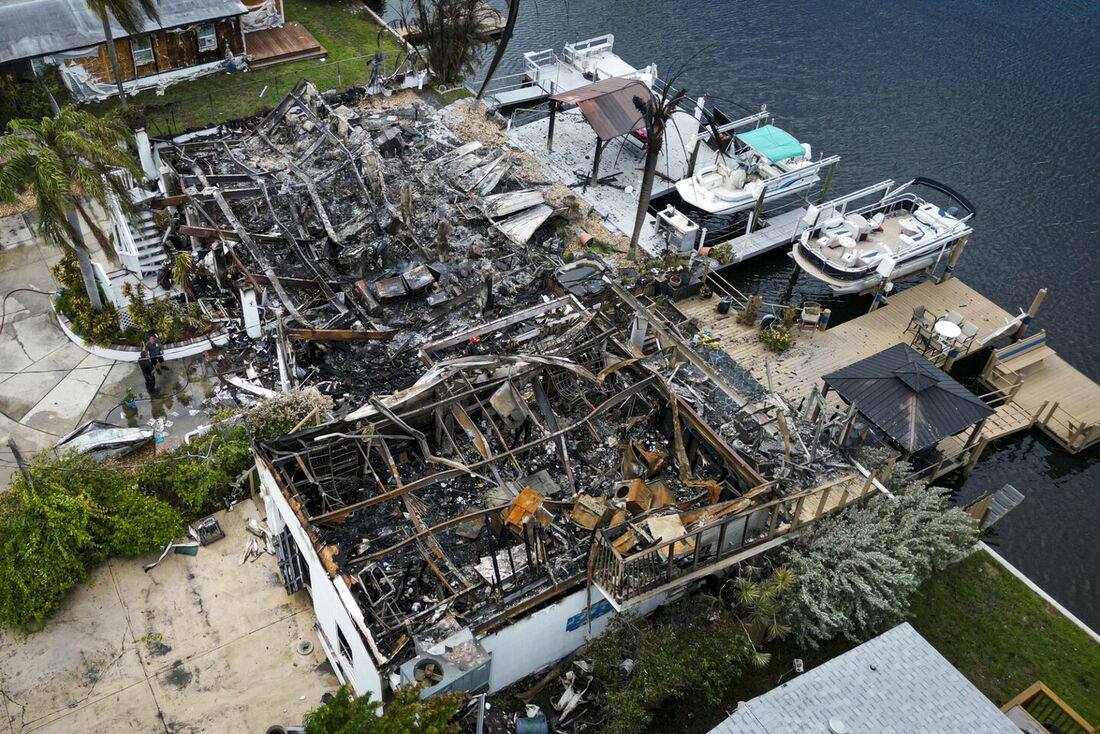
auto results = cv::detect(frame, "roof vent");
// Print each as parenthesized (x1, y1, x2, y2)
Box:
(828, 719, 850, 734)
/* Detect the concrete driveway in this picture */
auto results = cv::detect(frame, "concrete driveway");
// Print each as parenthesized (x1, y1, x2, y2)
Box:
(0, 213, 217, 490)
(0, 500, 339, 734)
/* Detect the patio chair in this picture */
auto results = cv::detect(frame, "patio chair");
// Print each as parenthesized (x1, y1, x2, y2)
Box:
(944, 310, 964, 325)
(800, 302, 822, 332)
(959, 320, 980, 350)
(911, 322, 935, 353)
(906, 305, 932, 334)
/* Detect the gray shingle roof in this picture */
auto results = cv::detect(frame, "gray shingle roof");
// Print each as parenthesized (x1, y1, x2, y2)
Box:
(0, 0, 248, 64)
(709, 623, 1021, 734)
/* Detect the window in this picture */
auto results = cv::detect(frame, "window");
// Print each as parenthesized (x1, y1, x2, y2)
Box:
(130, 36, 154, 67)
(336, 626, 354, 663)
(197, 23, 217, 52)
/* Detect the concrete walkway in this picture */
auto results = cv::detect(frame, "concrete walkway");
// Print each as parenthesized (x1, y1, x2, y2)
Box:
(0, 213, 214, 490)
(0, 500, 339, 733)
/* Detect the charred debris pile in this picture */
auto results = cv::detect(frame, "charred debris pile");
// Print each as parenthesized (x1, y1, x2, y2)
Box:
(156, 82, 568, 410)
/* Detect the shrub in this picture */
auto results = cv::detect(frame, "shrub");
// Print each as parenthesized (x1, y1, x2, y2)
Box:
(783, 465, 977, 648)
(584, 603, 753, 734)
(0, 454, 181, 630)
(710, 242, 733, 265)
(122, 283, 211, 344)
(51, 251, 124, 347)
(304, 683, 463, 734)
(758, 323, 792, 353)
(247, 388, 334, 441)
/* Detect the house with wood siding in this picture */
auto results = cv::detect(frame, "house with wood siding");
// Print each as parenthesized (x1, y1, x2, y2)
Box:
(0, 0, 323, 103)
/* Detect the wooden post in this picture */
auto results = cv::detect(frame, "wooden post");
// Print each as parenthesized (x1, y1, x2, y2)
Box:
(546, 99, 558, 151)
(818, 308, 831, 331)
(687, 134, 702, 177)
(962, 418, 987, 450)
(747, 186, 768, 234)
(1013, 287, 1048, 339)
(816, 161, 837, 204)
(7, 438, 32, 487)
(943, 342, 961, 370)
(965, 437, 989, 473)
(940, 234, 968, 282)
(587, 137, 605, 190)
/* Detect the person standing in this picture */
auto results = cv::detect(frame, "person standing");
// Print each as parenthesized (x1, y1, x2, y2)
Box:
(138, 348, 156, 393)
(146, 333, 164, 372)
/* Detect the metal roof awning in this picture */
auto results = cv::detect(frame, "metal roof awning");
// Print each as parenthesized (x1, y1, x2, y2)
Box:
(823, 343, 994, 454)
(551, 77, 652, 141)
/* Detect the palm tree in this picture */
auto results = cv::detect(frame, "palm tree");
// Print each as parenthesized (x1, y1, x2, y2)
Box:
(85, 0, 161, 111)
(627, 82, 687, 260)
(0, 108, 143, 311)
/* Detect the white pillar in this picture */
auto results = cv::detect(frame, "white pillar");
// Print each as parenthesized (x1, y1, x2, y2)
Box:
(134, 128, 158, 181)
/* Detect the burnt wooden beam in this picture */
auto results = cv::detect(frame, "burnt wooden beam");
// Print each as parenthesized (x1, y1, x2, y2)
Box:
(288, 327, 397, 342)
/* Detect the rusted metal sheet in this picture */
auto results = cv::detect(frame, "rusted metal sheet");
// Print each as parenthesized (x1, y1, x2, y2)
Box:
(287, 328, 398, 342)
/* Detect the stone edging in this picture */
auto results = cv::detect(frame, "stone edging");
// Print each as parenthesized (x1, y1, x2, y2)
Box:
(54, 308, 229, 363)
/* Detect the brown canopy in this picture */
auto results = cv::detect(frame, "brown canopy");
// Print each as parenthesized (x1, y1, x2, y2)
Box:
(552, 78, 653, 141)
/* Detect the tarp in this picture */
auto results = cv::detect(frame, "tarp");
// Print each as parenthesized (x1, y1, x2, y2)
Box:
(735, 124, 805, 163)
(552, 77, 652, 142)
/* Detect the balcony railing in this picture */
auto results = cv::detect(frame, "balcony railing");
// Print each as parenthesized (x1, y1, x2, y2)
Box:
(1001, 681, 1095, 734)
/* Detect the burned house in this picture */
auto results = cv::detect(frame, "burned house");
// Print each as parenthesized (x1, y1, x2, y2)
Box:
(253, 296, 778, 699)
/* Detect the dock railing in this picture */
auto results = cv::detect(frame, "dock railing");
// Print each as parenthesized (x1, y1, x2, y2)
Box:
(1001, 681, 1095, 734)
(1035, 401, 1100, 452)
(562, 34, 615, 66)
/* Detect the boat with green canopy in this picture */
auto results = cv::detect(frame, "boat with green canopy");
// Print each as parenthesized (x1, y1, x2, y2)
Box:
(675, 123, 837, 215)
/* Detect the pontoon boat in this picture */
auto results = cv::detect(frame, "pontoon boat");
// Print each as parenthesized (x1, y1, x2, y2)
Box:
(791, 178, 975, 295)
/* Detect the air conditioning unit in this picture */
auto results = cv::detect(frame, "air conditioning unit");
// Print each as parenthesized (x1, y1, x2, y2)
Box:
(656, 205, 700, 254)
(398, 616, 492, 698)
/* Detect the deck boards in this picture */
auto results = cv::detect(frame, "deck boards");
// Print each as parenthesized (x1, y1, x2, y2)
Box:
(679, 278, 1016, 404)
(678, 276, 1100, 456)
(246, 22, 325, 68)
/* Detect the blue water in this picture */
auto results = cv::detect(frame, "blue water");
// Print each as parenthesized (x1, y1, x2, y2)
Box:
(471, 0, 1100, 628)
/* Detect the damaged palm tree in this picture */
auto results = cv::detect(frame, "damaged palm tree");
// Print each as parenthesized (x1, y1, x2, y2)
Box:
(627, 79, 687, 261)
(397, 0, 494, 87)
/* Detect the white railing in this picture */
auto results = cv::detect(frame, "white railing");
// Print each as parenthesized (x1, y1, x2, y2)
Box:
(562, 34, 615, 65)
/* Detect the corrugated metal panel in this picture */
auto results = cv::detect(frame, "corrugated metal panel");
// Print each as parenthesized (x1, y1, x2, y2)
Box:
(0, 0, 248, 63)
(824, 343, 993, 453)
(552, 77, 652, 141)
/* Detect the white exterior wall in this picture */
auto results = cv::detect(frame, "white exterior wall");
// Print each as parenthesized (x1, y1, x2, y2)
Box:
(480, 585, 669, 692)
(257, 459, 674, 699)
(256, 459, 384, 702)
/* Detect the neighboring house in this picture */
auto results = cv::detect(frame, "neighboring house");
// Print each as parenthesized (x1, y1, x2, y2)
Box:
(708, 623, 1023, 734)
(0, 0, 319, 103)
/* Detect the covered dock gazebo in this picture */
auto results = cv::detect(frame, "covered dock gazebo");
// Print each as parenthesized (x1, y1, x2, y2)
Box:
(823, 343, 994, 457)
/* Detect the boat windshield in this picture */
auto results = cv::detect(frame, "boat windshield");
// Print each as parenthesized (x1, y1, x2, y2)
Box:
(735, 125, 805, 163)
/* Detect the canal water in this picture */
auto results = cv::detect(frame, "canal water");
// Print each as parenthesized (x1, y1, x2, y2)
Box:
(469, 0, 1100, 627)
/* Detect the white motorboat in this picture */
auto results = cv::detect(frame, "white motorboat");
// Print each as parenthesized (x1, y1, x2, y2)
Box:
(791, 178, 976, 295)
(675, 124, 835, 215)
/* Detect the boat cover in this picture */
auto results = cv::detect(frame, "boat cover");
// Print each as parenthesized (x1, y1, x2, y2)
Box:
(735, 124, 805, 163)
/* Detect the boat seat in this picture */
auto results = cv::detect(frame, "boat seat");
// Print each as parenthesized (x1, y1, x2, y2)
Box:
(840, 251, 859, 265)
(869, 212, 886, 230)
(860, 250, 882, 265)
(845, 213, 872, 239)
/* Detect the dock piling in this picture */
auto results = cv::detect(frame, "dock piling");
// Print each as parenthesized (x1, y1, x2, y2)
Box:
(940, 235, 968, 282)
(1014, 287, 1048, 339)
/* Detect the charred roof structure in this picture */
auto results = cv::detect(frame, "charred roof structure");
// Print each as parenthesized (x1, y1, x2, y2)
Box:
(253, 286, 888, 700)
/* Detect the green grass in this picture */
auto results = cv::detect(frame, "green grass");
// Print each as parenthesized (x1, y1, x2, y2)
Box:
(909, 549, 1100, 724)
(88, 0, 404, 134)
(646, 549, 1100, 733)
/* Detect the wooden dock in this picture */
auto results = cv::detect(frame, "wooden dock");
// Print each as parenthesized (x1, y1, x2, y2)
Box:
(675, 276, 1100, 459)
(718, 207, 807, 264)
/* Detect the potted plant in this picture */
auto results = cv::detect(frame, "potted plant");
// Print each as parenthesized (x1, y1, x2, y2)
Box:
(699, 283, 713, 299)
(124, 387, 138, 410)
